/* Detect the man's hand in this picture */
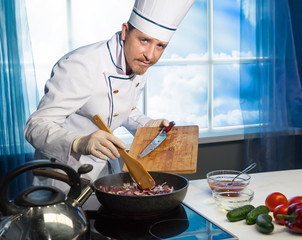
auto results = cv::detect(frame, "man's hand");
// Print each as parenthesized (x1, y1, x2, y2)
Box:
(72, 130, 126, 160)
(144, 119, 169, 128)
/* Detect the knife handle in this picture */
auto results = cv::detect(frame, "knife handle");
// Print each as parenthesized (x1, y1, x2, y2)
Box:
(163, 121, 175, 133)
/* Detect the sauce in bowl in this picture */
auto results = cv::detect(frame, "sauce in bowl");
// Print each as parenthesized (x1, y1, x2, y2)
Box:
(207, 170, 251, 193)
(208, 180, 248, 192)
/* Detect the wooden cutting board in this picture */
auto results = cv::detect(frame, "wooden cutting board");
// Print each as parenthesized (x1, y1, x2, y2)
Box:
(122, 125, 199, 174)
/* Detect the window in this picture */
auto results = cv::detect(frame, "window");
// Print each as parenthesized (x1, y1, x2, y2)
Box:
(26, 0, 259, 142)
(26, 0, 135, 97)
(147, 0, 259, 130)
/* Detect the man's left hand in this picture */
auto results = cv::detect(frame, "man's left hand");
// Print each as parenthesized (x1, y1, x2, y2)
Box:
(144, 119, 169, 128)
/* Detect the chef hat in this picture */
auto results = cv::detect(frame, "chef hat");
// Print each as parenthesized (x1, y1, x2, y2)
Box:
(128, 0, 195, 42)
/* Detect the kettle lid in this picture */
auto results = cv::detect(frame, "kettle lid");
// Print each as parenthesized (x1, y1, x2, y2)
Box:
(14, 186, 66, 207)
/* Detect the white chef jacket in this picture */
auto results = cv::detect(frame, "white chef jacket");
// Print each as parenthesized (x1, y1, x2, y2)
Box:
(24, 32, 151, 191)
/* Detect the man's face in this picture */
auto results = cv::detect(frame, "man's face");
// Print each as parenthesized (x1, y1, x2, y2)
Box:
(122, 23, 168, 75)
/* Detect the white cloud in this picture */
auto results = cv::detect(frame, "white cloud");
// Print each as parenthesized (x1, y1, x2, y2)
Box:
(148, 65, 208, 127)
(170, 52, 208, 60)
(213, 50, 254, 59)
(241, 110, 259, 121)
(214, 109, 243, 126)
(239, 0, 256, 26)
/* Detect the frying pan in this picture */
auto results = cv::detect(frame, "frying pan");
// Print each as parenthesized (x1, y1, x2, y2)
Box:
(93, 171, 189, 215)
(33, 165, 189, 215)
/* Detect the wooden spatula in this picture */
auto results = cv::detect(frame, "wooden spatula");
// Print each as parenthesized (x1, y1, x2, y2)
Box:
(93, 114, 155, 190)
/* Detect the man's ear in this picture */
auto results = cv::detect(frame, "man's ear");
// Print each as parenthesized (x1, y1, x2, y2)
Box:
(121, 23, 128, 41)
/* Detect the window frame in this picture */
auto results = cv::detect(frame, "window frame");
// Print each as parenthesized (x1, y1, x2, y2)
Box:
(142, 0, 261, 143)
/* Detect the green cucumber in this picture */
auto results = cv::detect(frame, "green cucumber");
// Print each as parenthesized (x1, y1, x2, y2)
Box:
(246, 205, 269, 225)
(256, 213, 274, 234)
(226, 205, 255, 222)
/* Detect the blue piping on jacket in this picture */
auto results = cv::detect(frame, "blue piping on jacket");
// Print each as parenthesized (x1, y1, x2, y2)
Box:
(106, 40, 123, 71)
(107, 75, 135, 127)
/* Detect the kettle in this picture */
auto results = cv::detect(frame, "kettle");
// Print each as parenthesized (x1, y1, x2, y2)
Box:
(0, 160, 93, 240)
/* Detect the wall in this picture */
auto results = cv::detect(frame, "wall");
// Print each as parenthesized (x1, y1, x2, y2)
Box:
(182, 140, 245, 180)
(182, 134, 302, 181)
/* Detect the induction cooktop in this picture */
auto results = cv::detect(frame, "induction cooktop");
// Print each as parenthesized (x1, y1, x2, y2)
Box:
(86, 203, 238, 240)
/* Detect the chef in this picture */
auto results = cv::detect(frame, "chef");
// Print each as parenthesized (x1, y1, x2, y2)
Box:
(24, 0, 195, 191)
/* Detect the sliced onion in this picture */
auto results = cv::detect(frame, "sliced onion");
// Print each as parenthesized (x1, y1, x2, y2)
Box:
(99, 182, 174, 196)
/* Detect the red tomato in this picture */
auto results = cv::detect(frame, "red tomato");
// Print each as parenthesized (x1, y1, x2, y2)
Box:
(265, 192, 288, 212)
(288, 196, 302, 205)
(273, 204, 288, 225)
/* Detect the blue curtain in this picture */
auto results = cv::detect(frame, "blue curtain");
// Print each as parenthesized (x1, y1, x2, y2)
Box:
(288, 0, 302, 84)
(240, 0, 302, 172)
(0, 0, 38, 197)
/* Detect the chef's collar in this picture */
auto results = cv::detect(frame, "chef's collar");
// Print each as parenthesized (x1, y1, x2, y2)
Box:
(107, 32, 134, 77)
(117, 32, 136, 77)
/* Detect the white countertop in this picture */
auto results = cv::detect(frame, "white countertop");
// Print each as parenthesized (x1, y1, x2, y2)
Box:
(183, 169, 302, 239)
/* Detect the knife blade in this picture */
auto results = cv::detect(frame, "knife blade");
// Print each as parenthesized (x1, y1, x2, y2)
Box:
(139, 121, 175, 158)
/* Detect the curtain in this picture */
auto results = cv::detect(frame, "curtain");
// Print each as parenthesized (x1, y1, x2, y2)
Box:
(288, 0, 302, 84)
(240, 0, 302, 172)
(0, 0, 38, 197)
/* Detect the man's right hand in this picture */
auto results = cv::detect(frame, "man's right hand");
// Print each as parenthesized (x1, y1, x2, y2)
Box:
(72, 130, 126, 160)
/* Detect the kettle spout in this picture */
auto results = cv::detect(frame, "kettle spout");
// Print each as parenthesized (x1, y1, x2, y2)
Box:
(72, 184, 94, 207)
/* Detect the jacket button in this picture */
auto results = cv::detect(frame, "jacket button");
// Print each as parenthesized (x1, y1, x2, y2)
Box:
(113, 90, 119, 94)
(131, 107, 136, 111)
(113, 113, 119, 117)
(136, 83, 140, 87)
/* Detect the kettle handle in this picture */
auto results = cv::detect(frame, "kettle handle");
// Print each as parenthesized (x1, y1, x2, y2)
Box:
(0, 160, 82, 216)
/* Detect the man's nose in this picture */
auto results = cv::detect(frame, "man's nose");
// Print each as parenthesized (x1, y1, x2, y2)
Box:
(143, 45, 156, 61)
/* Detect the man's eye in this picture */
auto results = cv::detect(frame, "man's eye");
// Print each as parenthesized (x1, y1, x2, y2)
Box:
(157, 44, 166, 50)
(140, 39, 148, 43)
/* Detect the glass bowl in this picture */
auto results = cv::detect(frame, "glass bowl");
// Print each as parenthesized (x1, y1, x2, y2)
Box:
(206, 170, 251, 192)
(212, 188, 254, 211)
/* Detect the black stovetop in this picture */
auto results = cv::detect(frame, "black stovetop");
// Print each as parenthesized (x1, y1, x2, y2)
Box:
(85, 203, 237, 240)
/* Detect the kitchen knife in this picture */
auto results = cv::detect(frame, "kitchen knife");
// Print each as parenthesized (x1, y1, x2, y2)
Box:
(139, 121, 175, 158)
